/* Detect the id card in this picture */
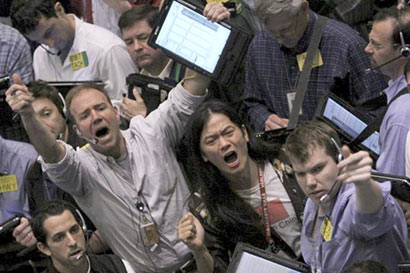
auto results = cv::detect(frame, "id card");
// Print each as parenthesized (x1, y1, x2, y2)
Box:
(287, 91, 303, 115)
(141, 222, 160, 249)
(320, 216, 333, 242)
(70, 51, 89, 71)
(0, 175, 18, 193)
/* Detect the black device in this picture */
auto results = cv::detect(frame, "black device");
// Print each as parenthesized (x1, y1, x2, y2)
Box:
(0, 216, 21, 236)
(148, 0, 253, 85)
(399, 261, 410, 273)
(314, 92, 380, 159)
(0, 75, 12, 126)
(47, 81, 104, 98)
(126, 73, 174, 114)
(371, 171, 410, 202)
(227, 243, 310, 273)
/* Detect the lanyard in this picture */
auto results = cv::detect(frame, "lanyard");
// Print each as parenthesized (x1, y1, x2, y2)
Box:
(257, 164, 274, 245)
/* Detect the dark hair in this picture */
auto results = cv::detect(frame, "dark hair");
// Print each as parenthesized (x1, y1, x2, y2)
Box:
(373, 6, 410, 46)
(27, 80, 65, 118)
(285, 120, 341, 164)
(31, 200, 82, 244)
(342, 260, 390, 273)
(178, 100, 281, 250)
(65, 83, 112, 122)
(118, 4, 159, 33)
(10, 0, 57, 35)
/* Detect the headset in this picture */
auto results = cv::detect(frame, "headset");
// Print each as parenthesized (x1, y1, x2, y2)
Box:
(56, 91, 67, 120)
(397, 9, 410, 58)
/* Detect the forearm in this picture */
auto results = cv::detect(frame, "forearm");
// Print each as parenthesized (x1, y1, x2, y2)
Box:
(181, 70, 210, 96)
(192, 246, 214, 273)
(355, 180, 384, 214)
(21, 114, 65, 163)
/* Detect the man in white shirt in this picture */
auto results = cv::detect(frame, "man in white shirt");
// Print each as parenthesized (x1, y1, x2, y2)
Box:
(10, 0, 137, 100)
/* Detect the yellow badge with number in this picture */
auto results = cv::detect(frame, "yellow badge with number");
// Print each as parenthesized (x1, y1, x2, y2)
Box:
(0, 175, 18, 193)
(320, 216, 333, 242)
(296, 50, 323, 71)
(70, 51, 89, 71)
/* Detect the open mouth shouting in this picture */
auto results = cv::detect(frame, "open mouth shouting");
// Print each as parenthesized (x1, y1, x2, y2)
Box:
(224, 151, 239, 168)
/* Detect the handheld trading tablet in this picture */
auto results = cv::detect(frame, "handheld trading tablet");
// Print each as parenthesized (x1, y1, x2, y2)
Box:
(227, 243, 311, 273)
(148, 0, 253, 85)
(47, 81, 104, 97)
(315, 92, 380, 159)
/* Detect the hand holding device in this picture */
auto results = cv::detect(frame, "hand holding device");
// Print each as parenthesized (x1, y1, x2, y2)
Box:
(12, 217, 37, 247)
(0, 216, 21, 235)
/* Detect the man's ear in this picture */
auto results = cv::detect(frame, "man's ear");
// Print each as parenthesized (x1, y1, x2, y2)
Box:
(54, 2, 66, 17)
(241, 124, 250, 142)
(37, 242, 51, 257)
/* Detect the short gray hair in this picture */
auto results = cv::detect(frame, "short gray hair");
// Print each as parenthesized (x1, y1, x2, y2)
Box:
(254, 0, 302, 21)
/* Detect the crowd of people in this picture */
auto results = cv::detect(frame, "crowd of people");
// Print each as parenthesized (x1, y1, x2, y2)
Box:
(1, 0, 410, 272)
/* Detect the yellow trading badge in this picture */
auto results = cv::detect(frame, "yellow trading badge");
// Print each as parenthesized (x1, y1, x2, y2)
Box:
(320, 216, 333, 242)
(296, 50, 323, 71)
(0, 175, 18, 193)
(70, 51, 89, 71)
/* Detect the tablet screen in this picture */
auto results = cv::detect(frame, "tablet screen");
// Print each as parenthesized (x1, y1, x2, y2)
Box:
(155, 0, 231, 73)
(322, 97, 380, 155)
(234, 252, 304, 273)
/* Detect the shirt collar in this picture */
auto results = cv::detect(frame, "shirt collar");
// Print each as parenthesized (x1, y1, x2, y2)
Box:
(385, 74, 407, 103)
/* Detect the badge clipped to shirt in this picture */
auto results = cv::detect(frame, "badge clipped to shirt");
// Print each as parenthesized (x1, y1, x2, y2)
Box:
(286, 91, 302, 115)
(141, 214, 160, 251)
(0, 174, 18, 193)
(296, 50, 323, 71)
(320, 216, 333, 242)
(70, 51, 89, 71)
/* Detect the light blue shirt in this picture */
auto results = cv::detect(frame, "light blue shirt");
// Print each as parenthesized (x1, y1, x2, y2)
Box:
(301, 182, 409, 273)
(377, 74, 410, 176)
(0, 136, 37, 223)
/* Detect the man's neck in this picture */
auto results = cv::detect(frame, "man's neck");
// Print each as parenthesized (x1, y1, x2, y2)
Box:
(145, 57, 170, 76)
(59, 15, 76, 62)
(226, 159, 259, 191)
(53, 255, 89, 273)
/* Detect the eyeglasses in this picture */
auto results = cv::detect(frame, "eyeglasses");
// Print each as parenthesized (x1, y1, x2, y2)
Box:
(368, 39, 400, 50)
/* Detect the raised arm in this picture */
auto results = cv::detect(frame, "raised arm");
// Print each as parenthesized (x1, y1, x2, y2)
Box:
(5, 74, 65, 163)
(178, 212, 214, 273)
(337, 147, 384, 214)
(181, 68, 210, 97)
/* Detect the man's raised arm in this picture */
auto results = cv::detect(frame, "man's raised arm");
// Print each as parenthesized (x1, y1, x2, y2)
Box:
(5, 74, 65, 163)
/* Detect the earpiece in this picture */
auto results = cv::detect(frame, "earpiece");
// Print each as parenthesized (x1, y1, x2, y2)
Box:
(76, 128, 82, 136)
(329, 137, 343, 163)
(57, 92, 67, 119)
(398, 9, 410, 58)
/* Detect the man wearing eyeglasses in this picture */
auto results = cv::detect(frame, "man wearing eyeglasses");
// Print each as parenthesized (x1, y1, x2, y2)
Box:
(365, 6, 410, 178)
(244, 0, 387, 132)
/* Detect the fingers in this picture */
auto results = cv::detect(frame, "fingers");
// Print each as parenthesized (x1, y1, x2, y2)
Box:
(12, 74, 22, 85)
(264, 114, 288, 130)
(203, 2, 230, 22)
(178, 212, 197, 242)
(132, 87, 143, 102)
(120, 90, 147, 119)
(337, 151, 373, 185)
(12, 218, 37, 247)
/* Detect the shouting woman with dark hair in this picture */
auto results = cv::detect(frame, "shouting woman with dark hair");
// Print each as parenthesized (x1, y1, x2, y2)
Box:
(177, 100, 305, 273)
